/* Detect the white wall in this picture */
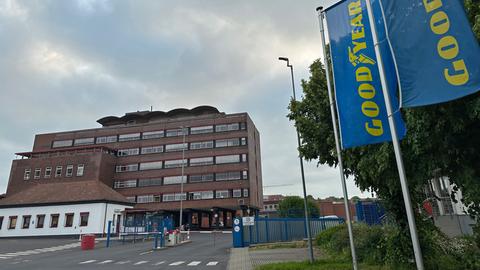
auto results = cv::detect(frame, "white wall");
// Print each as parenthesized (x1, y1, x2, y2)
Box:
(0, 203, 132, 237)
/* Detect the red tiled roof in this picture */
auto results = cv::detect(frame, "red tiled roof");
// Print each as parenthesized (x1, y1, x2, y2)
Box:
(0, 181, 133, 207)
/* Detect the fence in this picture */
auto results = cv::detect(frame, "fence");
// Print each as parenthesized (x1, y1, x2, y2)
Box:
(239, 217, 344, 246)
(356, 201, 385, 225)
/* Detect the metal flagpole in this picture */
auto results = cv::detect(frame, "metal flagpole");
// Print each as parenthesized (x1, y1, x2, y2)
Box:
(364, 1, 425, 269)
(316, 7, 358, 270)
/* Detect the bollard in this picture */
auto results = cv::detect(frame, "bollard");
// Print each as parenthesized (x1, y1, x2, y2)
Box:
(106, 221, 112, 248)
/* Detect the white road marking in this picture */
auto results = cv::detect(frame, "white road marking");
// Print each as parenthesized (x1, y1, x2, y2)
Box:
(139, 251, 153, 255)
(153, 261, 165, 265)
(187, 261, 202, 266)
(207, 261, 219, 266)
(169, 261, 185, 266)
(115, 260, 131, 264)
(134, 261, 149, 265)
(79, 260, 97, 264)
(98, 260, 114, 264)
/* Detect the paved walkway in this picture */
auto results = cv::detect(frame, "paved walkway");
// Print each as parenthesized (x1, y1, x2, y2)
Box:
(227, 247, 316, 270)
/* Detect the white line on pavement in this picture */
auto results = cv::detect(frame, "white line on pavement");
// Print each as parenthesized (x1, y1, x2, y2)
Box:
(153, 261, 165, 265)
(187, 261, 202, 266)
(98, 260, 114, 264)
(207, 261, 219, 266)
(169, 261, 185, 266)
(139, 251, 153, 255)
(79, 260, 97, 264)
(133, 261, 149, 265)
(115, 260, 131, 264)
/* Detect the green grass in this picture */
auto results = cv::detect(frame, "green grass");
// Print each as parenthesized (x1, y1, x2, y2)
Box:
(249, 241, 307, 250)
(255, 260, 390, 270)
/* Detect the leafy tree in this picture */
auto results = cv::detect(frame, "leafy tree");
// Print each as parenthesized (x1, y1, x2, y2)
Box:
(278, 196, 320, 218)
(288, 1, 480, 229)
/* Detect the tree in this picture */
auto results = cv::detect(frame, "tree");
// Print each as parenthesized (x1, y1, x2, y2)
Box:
(278, 196, 320, 218)
(288, 2, 480, 226)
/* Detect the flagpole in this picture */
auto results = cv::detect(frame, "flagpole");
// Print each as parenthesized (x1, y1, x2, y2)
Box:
(316, 7, 358, 270)
(364, 1, 425, 269)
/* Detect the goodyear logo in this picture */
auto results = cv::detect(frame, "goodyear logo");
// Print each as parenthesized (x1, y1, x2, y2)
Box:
(348, 0, 384, 137)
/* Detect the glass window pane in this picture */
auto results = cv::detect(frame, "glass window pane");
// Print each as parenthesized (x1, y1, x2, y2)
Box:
(52, 140, 73, 148)
(142, 130, 164, 140)
(74, 138, 94, 146)
(118, 133, 141, 142)
(190, 126, 214, 134)
(141, 145, 163, 154)
(139, 161, 163, 171)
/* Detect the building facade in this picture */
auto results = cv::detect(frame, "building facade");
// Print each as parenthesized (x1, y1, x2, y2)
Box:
(1, 106, 263, 234)
(259, 194, 284, 218)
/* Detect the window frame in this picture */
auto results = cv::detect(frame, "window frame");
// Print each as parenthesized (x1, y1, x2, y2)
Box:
(190, 125, 214, 135)
(22, 215, 31, 229)
(141, 145, 164, 155)
(76, 164, 85, 176)
(142, 130, 164, 140)
(44, 167, 52, 178)
(24, 169, 31, 180)
(34, 168, 41, 179)
(118, 133, 141, 142)
(8, 216, 17, 230)
(50, 214, 59, 228)
(36, 215, 45, 228)
(66, 165, 74, 177)
(64, 213, 74, 227)
(80, 212, 89, 227)
(55, 166, 62, 178)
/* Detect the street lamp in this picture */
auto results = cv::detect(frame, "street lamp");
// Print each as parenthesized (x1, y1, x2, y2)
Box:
(278, 56, 314, 263)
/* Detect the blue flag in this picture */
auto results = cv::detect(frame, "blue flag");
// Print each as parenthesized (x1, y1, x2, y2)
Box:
(381, 0, 480, 107)
(325, 0, 406, 149)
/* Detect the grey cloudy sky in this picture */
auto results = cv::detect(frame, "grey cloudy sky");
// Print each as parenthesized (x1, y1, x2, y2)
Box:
(0, 0, 369, 199)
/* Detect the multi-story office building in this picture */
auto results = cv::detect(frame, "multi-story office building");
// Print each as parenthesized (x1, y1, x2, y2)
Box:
(0, 106, 263, 236)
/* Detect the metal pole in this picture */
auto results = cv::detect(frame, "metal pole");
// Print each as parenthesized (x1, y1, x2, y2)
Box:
(280, 58, 314, 263)
(364, 1, 424, 269)
(179, 127, 187, 230)
(316, 7, 358, 270)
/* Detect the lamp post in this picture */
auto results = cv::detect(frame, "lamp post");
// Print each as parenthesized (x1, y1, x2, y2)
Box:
(278, 57, 314, 263)
(179, 126, 187, 230)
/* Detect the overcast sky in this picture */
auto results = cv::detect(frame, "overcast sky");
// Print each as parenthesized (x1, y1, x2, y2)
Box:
(0, 0, 369, 199)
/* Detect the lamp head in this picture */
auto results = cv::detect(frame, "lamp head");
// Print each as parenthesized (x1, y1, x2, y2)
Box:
(278, 57, 289, 62)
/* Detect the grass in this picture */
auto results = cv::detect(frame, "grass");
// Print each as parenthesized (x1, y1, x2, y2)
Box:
(255, 260, 390, 270)
(249, 241, 307, 250)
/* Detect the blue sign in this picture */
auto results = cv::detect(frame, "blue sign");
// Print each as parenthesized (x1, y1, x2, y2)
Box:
(325, 0, 406, 149)
(381, 0, 480, 107)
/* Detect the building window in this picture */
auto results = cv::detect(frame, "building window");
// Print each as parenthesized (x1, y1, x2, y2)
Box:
(241, 137, 247, 145)
(201, 191, 214, 199)
(233, 189, 242, 198)
(55, 166, 62, 177)
(66, 165, 74, 177)
(117, 148, 140, 156)
(34, 168, 41, 179)
(126, 196, 136, 203)
(163, 175, 187, 185)
(0, 216, 3, 230)
(116, 164, 139, 172)
(22, 216, 31, 229)
(118, 133, 141, 142)
(96, 135, 117, 144)
(139, 161, 163, 171)
(189, 174, 214, 183)
(45, 167, 52, 178)
(242, 154, 247, 162)
(164, 159, 187, 169)
(114, 180, 138, 189)
(138, 178, 162, 187)
(189, 157, 214, 166)
(216, 190, 230, 199)
(36, 215, 45, 228)
(190, 191, 214, 200)
(215, 155, 241, 164)
(215, 123, 240, 132)
(24, 169, 31, 180)
(8, 216, 17, 229)
(190, 141, 214, 150)
(65, 213, 74, 227)
(163, 193, 186, 202)
(137, 195, 155, 203)
(242, 170, 248, 179)
(74, 137, 94, 146)
(165, 143, 188, 152)
(52, 140, 73, 148)
(50, 214, 59, 228)
(215, 138, 240, 148)
(190, 126, 214, 135)
(80, 213, 89, 227)
(76, 164, 85, 176)
(243, 189, 249, 197)
(141, 145, 163, 154)
(240, 122, 247, 130)
(142, 130, 164, 140)
(166, 128, 187, 137)
(216, 171, 241, 181)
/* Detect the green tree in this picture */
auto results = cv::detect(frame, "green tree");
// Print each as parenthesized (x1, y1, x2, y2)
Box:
(278, 196, 320, 218)
(288, 2, 480, 227)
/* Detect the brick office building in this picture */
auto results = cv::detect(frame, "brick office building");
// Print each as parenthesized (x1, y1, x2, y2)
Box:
(0, 106, 263, 234)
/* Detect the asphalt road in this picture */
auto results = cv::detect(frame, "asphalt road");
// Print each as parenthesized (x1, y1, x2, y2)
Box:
(0, 232, 232, 270)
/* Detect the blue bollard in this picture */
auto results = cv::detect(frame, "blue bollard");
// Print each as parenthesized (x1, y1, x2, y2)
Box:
(106, 220, 112, 248)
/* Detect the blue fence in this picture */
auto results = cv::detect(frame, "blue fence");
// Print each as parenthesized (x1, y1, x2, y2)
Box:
(236, 217, 344, 247)
(356, 201, 385, 225)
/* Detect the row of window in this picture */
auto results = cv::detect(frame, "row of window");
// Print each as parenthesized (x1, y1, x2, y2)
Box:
(114, 170, 248, 189)
(24, 164, 85, 180)
(116, 137, 247, 157)
(52, 123, 247, 148)
(115, 154, 247, 173)
(129, 188, 249, 204)
(0, 213, 89, 230)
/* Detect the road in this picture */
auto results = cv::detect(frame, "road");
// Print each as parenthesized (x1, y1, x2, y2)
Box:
(0, 232, 232, 270)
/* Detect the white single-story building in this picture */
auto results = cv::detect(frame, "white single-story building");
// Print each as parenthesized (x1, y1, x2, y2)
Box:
(0, 181, 134, 237)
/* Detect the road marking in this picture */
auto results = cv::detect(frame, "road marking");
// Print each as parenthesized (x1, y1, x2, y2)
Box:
(153, 261, 165, 265)
(79, 260, 97, 264)
(169, 261, 185, 266)
(200, 231, 212, 234)
(98, 260, 114, 264)
(139, 251, 153, 255)
(207, 261, 219, 266)
(115, 260, 131, 264)
(134, 261, 149, 265)
(187, 261, 202, 266)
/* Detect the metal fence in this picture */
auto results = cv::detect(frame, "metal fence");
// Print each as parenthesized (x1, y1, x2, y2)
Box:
(242, 217, 344, 245)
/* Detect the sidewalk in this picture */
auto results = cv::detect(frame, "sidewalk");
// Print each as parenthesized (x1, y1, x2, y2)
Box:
(227, 247, 316, 270)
